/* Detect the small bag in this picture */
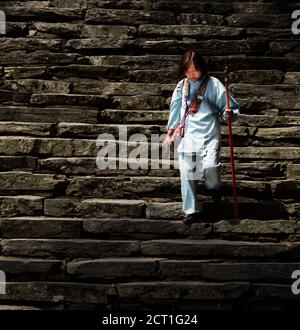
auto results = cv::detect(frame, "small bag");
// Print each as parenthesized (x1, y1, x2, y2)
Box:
(170, 75, 210, 144)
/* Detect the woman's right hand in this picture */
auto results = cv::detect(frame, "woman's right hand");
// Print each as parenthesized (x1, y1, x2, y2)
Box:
(163, 135, 173, 146)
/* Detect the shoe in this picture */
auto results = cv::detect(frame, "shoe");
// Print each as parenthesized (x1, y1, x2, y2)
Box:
(182, 212, 206, 226)
(209, 189, 222, 202)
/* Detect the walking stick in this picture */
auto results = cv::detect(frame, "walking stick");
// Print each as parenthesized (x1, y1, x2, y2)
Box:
(224, 66, 239, 220)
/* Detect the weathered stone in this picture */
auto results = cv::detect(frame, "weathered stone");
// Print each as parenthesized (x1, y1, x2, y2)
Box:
(230, 70, 284, 85)
(4, 22, 29, 37)
(284, 72, 300, 85)
(99, 109, 169, 124)
(0, 257, 62, 274)
(66, 258, 161, 278)
(1, 239, 140, 258)
(268, 41, 300, 57)
(44, 197, 79, 217)
(275, 116, 300, 127)
(81, 25, 136, 38)
(139, 25, 244, 38)
(0, 105, 99, 123)
(0, 196, 43, 217)
(178, 13, 224, 26)
(49, 0, 87, 8)
(76, 199, 145, 218)
(159, 259, 219, 278)
(146, 202, 184, 220)
(153, 1, 232, 13)
(226, 14, 292, 28)
(1, 1, 50, 8)
(0, 305, 41, 310)
(0, 38, 63, 52)
(5, 7, 84, 21)
(201, 262, 300, 281)
(66, 176, 125, 198)
(0, 171, 66, 191)
(30, 93, 110, 107)
(220, 147, 300, 161)
(0, 89, 31, 104)
(4, 67, 48, 79)
(270, 180, 300, 200)
(111, 95, 165, 110)
(138, 39, 267, 56)
(39, 157, 149, 176)
(48, 64, 128, 80)
(0, 122, 53, 136)
(0, 218, 82, 238)
(287, 165, 300, 179)
(117, 281, 251, 300)
(86, 9, 176, 24)
(0, 156, 37, 172)
(66, 38, 136, 50)
(1, 282, 115, 304)
(83, 218, 212, 238)
(0, 51, 85, 65)
(252, 283, 300, 300)
(232, 3, 298, 15)
(141, 239, 300, 259)
(30, 22, 83, 38)
(214, 220, 297, 236)
(4, 79, 70, 94)
(146, 199, 288, 220)
(232, 83, 299, 99)
(87, 0, 146, 10)
(284, 203, 300, 219)
(88, 55, 179, 69)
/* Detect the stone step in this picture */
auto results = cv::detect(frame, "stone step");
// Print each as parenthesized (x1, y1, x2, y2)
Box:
(4, 65, 297, 85)
(2, 238, 300, 260)
(0, 106, 99, 124)
(140, 239, 300, 260)
(0, 50, 86, 66)
(3, 7, 84, 22)
(90, 55, 300, 72)
(43, 197, 291, 220)
(64, 176, 277, 200)
(0, 136, 299, 160)
(4, 57, 295, 80)
(0, 217, 82, 239)
(0, 305, 41, 310)
(0, 106, 299, 129)
(66, 257, 300, 283)
(0, 280, 296, 310)
(1, 217, 298, 242)
(0, 156, 37, 172)
(0, 280, 247, 306)
(0, 195, 43, 217)
(55, 122, 300, 147)
(39, 157, 288, 180)
(98, 111, 300, 127)
(0, 256, 63, 278)
(0, 171, 66, 195)
(1, 238, 140, 258)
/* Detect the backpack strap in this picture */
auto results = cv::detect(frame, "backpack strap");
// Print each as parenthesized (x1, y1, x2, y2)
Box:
(182, 77, 189, 101)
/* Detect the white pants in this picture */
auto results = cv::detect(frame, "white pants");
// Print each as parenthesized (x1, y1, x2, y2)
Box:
(178, 149, 221, 214)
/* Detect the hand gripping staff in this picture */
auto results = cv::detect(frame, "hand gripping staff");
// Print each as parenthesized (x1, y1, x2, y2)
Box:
(224, 66, 239, 220)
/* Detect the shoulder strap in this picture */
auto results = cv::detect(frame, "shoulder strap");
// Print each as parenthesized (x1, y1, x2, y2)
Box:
(197, 75, 210, 97)
(182, 77, 189, 99)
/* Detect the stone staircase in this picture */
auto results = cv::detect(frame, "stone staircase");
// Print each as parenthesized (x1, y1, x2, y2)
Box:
(0, 0, 299, 310)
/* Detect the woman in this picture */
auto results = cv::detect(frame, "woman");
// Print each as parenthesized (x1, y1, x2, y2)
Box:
(163, 49, 240, 225)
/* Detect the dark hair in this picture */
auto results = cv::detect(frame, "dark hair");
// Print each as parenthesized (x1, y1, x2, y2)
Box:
(178, 49, 208, 78)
